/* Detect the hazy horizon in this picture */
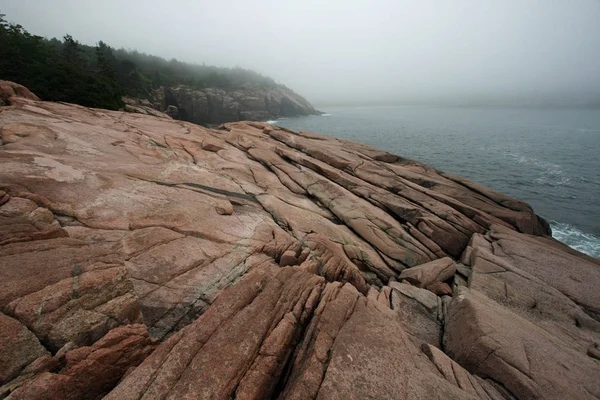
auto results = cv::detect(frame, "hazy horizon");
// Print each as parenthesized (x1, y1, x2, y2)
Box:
(1, 1, 599, 107)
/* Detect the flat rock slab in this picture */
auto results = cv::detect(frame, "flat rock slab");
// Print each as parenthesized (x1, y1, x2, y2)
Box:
(445, 289, 600, 399)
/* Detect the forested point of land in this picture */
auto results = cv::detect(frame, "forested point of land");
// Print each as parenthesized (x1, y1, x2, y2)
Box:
(0, 13, 283, 110)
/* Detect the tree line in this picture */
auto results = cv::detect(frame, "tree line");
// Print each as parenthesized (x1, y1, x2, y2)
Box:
(0, 13, 281, 110)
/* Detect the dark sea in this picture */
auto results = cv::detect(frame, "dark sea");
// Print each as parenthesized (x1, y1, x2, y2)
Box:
(270, 106, 600, 259)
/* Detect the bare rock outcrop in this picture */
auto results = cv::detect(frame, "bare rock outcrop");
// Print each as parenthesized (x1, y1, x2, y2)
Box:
(399, 256, 456, 288)
(147, 85, 321, 125)
(0, 83, 598, 399)
(3, 324, 155, 400)
(105, 267, 490, 400)
(0, 313, 49, 385)
(0, 81, 40, 106)
(122, 97, 172, 119)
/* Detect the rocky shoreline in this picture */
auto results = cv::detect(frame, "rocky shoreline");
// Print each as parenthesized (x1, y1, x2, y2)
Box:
(0, 80, 599, 399)
(122, 85, 321, 126)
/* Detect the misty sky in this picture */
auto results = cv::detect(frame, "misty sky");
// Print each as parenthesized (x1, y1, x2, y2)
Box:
(1, 0, 599, 106)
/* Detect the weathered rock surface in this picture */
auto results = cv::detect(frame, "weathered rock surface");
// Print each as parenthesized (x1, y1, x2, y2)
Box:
(122, 97, 172, 119)
(445, 288, 600, 399)
(399, 256, 456, 288)
(0, 313, 49, 385)
(0, 83, 598, 399)
(0, 81, 40, 106)
(389, 281, 443, 347)
(105, 267, 485, 400)
(3, 324, 155, 400)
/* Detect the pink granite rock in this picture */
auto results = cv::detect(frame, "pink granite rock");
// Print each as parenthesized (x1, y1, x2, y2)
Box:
(1, 82, 597, 399)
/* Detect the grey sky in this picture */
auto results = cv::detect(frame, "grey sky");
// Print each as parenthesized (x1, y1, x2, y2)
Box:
(1, 0, 599, 106)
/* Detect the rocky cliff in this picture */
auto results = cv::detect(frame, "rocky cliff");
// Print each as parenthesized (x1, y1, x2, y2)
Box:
(125, 85, 321, 125)
(1, 81, 599, 399)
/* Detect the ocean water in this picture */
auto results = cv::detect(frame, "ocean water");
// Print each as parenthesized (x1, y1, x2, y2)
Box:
(273, 106, 600, 259)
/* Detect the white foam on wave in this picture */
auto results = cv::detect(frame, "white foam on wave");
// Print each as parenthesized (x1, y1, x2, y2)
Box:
(504, 152, 570, 186)
(577, 128, 600, 133)
(550, 221, 600, 259)
(265, 120, 279, 125)
(321, 113, 331, 117)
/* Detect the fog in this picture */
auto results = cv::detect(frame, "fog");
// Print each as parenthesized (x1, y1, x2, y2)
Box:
(2, 0, 599, 107)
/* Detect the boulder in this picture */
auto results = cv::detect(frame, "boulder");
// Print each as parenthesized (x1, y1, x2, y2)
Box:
(201, 137, 226, 152)
(389, 282, 442, 346)
(445, 289, 600, 399)
(427, 281, 453, 296)
(0, 81, 40, 106)
(399, 257, 457, 287)
(279, 249, 298, 267)
(122, 96, 172, 119)
(463, 224, 600, 354)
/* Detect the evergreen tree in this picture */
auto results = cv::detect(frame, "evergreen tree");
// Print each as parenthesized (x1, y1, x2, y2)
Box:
(62, 34, 83, 66)
(0, 12, 282, 111)
(96, 41, 117, 78)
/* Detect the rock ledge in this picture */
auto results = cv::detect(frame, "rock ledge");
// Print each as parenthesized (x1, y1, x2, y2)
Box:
(0, 83, 598, 399)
